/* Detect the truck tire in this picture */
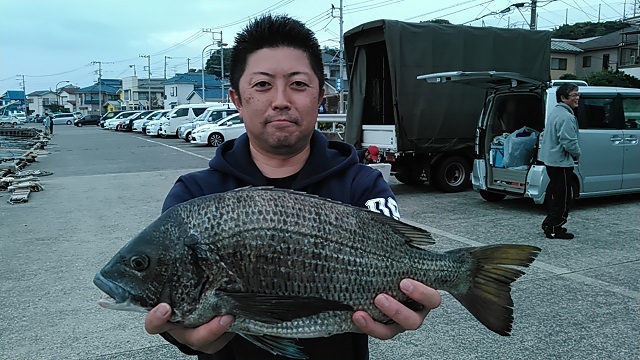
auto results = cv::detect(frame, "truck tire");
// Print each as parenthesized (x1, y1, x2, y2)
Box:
(394, 166, 425, 185)
(479, 190, 507, 202)
(432, 155, 470, 193)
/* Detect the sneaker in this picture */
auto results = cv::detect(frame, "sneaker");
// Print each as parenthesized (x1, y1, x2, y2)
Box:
(552, 231, 574, 240)
(542, 225, 554, 239)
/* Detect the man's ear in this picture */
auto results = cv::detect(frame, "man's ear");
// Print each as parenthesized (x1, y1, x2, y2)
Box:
(230, 88, 242, 111)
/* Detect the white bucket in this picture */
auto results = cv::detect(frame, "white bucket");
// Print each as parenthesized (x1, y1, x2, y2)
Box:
(368, 163, 391, 182)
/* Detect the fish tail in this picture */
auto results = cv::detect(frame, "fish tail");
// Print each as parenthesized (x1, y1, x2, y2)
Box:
(447, 244, 541, 336)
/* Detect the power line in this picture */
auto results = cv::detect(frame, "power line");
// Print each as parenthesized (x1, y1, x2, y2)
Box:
(405, 0, 491, 21)
(343, 0, 405, 14)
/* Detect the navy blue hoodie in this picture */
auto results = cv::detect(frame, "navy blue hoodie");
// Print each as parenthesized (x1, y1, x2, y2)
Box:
(161, 130, 399, 360)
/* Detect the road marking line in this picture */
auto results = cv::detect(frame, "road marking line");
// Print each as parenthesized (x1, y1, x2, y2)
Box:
(137, 137, 210, 160)
(404, 219, 640, 300)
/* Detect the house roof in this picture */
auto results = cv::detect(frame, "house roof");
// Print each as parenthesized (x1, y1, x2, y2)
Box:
(101, 79, 122, 87)
(322, 52, 341, 64)
(76, 83, 120, 94)
(162, 73, 221, 87)
(551, 40, 583, 53)
(1, 90, 26, 100)
(27, 90, 55, 97)
(59, 86, 79, 95)
(573, 26, 640, 51)
(186, 88, 225, 101)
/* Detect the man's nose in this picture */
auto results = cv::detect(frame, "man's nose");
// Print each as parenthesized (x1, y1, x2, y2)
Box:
(271, 85, 291, 110)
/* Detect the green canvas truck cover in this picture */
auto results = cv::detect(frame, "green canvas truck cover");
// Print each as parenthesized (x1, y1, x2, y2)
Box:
(344, 20, 551, 152)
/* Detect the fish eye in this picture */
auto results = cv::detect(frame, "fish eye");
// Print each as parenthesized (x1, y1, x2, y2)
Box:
(129, 255, 149, 271)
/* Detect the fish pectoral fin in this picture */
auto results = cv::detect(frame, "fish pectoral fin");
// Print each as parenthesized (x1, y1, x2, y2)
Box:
(223, 292, 353, 323)
(239, 333, 307, 359)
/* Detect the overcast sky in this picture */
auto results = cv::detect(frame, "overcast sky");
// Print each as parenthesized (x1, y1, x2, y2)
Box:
(0, 0, 629, 94)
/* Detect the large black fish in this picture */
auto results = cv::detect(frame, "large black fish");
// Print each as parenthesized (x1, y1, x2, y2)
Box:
(94, 187, 540, 359)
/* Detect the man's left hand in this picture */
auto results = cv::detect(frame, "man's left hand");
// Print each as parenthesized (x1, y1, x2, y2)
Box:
(352, 279, 441, 340)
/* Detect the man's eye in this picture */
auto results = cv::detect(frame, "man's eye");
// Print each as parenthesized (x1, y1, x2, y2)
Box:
(292, 81, 308, 88)
(254, 81, 270, 88)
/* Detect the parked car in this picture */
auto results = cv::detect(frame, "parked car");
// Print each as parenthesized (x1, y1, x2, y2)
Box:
(161, 103, 224, 137)
(74, 114, 101, 127)
(52, 113, 76, 125)
(145, 118, 164, 136)
(136, 110, 169, 133)
(177, 105, 238, 142)
(190, 113, 245, 146)
(119, 111, 151, 131)
(105, 111, 139, 130)
(421, 71, 640, 206)
(99, 110, 125, 128)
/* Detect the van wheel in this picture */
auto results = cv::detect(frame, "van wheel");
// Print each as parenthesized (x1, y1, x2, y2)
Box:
(394, 166, 425, 185)
(184, 131, 192, 142)
(66, 120, 72, 125)
(479, 190, 507, 202)
(543, 178, 578, 212)
(432, 156, 470, 193)
(208, 133, 224, 146)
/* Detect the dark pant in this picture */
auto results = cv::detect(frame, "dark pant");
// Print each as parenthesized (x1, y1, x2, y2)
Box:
(49, 123, 54, 134)
(542, 166, 573, 231)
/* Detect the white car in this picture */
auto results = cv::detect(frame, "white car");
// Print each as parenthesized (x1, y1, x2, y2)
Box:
(177, 106, 238, 142)
(132, 110, 165, 132)
(190, 113, 245, 146)
(145, 118, 164, 136)
(104, 111, 139, 130)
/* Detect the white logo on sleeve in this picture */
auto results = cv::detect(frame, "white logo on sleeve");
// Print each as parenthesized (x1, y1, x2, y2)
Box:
(365, 197, 400, 220)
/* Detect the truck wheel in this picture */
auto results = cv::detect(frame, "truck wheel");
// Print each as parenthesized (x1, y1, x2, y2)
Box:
(394, 166, 425, 185)
(543, 177, 578, 212)
(432, 156, 470, 193)
(479, 190, 507, 202)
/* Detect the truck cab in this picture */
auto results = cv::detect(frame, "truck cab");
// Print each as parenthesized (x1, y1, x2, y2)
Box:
(420, 71, 640, 205)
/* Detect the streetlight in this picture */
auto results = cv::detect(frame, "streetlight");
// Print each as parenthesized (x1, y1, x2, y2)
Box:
(55, 80, 70, 112)
(201, 43, 217, 104)
(218, 41, 228, 102)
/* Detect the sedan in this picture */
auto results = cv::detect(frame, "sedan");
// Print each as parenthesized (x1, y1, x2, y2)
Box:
(191, 114, 245, 146)
(74, 115, 101, 127)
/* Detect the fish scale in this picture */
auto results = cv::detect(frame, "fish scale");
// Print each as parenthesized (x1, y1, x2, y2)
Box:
(95, 187, 541, 359)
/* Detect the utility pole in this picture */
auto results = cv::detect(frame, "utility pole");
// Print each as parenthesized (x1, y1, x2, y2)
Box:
(140, 54, 151, 110)
(91, 61, 103, 115)
(164, 56, 172, 79)
(17, 74, 26, 114)
(203, 28, 226, 102)
(331, 2, 345, 113)
(187, 58, 191, 73)
(530, 0, 537, 30)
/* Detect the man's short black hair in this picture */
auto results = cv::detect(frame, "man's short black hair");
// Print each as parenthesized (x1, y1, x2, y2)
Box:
(556, 83, 579, 103)
(229, 14, 324, 100)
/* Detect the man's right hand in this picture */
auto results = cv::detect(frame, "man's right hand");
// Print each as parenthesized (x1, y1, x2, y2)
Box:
(145, 303, 235, 354)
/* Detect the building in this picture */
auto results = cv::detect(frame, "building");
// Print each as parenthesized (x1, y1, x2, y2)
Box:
(58, 86, 80, 114)
(120, 76, 165, 110)
(0, 90, 26, 115)
(76, 79, 121, 115)
(27, 90, 56, 115)
(186, 88, 227, 103)
(162, 72, 222, 109)
(550, 39, 584, 80)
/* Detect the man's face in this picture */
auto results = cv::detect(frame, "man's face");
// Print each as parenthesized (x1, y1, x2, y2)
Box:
(562, 90, 580, 109)
(230, 47, 324, 156)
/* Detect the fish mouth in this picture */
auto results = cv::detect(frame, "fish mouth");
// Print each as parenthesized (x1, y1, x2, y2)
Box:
(93, 272, 130, 308)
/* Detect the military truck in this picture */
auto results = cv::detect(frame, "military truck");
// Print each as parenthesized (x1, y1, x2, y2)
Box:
(344, 20, 551, 192)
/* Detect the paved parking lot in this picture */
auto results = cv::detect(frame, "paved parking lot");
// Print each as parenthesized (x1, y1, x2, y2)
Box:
(1, 125, 638, 360)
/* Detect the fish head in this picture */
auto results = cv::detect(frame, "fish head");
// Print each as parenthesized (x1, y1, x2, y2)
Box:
(94, 212, 188, 314)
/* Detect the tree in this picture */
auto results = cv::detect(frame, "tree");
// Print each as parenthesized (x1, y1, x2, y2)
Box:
(205, 48, 233, 78)
(551, 20, 630, 40)
(583, 69, 640, 87)
(559, 73, 580, 80)
(323, 46, 339, 57)
(422, 19, 451, 25)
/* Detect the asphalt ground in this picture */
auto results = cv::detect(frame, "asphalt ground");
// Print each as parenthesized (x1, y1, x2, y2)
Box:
(1, 125, 638, 360)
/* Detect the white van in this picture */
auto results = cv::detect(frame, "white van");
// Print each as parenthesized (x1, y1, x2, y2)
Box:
(160, 103, 225, 137)
(176, 104, 238, 142)
(419, 71, 640, 206)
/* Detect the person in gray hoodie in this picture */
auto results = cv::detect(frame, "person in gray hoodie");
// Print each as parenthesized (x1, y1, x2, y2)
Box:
(538, 83, 581, 239)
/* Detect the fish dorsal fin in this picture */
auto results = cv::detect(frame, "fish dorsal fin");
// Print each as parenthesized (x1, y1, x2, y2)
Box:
(239, 333, 307, 359)
(370, 212, 435, 249)
(220, 292, 353, 324)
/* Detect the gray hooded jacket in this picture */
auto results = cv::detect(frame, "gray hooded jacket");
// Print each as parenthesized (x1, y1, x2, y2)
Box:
(538, 103, 581, 167)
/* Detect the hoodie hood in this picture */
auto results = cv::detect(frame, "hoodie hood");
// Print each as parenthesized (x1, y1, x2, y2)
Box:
(209, 130, 359, 190)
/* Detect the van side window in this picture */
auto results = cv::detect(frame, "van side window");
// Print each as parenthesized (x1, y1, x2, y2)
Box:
(577, 98, 617, 129)
(193, 108, 207, 117)
(623, 98, 640, 129)
(209, 112, 225, 121)
(175, 108, 188, 117)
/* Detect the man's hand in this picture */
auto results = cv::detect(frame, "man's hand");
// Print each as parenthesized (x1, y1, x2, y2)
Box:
(145, 303, 235, 354)
(352, 279, 441, 340)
